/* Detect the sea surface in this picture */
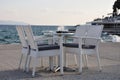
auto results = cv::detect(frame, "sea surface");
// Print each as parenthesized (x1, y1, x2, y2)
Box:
(1, 25, 119, 44)
(0, 25, 73, 44)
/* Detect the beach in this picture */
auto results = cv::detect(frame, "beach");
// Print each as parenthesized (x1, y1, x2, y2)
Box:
(0, 42, 120, 80)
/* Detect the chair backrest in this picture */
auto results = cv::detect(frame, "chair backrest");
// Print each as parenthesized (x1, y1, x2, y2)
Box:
(16, 25, 28, 47)
(84, 25, 103, 45)
(73, 25, 89, 42)
(24, 25, 37, 50)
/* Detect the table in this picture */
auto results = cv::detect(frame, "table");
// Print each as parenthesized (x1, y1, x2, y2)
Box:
(53, 32, 74, 72)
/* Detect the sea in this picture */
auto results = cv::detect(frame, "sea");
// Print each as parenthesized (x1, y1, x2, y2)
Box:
(1, 25, 119, 44)
(0, 25, 74, 44)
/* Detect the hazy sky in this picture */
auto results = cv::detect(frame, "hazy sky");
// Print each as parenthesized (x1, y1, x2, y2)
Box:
(0, 0, 116, 25)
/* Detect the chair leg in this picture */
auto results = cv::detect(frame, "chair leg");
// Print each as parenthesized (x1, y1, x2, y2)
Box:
(57, 56, 60, 67)
(26, 56, 31, 72)
(49, 56, 54, 71)
(32, 57, 37, 77)
(18, 54, 23, 69)
(53, 56, 57, 67)
(78, 54, 82, 74)
(40, 57, 44, 68)
(82, 55, 86, 68)
(24, 54, 29, 71)
(64, 53, 67, 67)
(60, 51, 64, 75)
(74, 54, 78, 66)
(96, 49, 102, 71)
(83, 54, 88, 69)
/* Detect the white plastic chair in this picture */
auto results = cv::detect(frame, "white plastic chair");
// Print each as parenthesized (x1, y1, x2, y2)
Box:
(62, 25, 103, 74)
(24, 25, 63, 77)
(62, 25, 88, 73)
(83, 25, 103, 71)
(16, 25, 52, 71)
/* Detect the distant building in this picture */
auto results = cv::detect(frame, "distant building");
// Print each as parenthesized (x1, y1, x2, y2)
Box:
(91, 15, 120, 35)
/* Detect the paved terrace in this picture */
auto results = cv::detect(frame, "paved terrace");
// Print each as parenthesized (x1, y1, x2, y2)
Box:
(0, 42, 120, 80)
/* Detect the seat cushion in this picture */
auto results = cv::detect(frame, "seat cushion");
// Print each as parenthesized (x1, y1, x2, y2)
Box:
(31, 44, 60, 51)
(37, 43, 48, 46)
(63, 43, 96, 49)
(38, 44, 60, 51)
(63, 43, 78, 48)
(82, 45, 96, 49)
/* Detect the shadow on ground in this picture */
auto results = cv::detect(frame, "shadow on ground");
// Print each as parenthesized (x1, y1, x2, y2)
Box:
(0, 64, 120, 80)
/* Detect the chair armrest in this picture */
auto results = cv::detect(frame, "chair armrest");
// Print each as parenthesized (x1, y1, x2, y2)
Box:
(34, 36, 53, 42)
(83, 37, 101, 40)
(65, 36, 86, 39)
(34, 36, 61, 44)
(83, 37, 101, 43)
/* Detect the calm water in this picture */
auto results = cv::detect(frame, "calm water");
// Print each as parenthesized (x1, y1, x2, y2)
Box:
(0, 25, 73, 44)
(1, 25, 117, 44)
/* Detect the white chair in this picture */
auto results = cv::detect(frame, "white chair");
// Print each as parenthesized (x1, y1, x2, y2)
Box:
(62, 25, 103, 74)
(16, 25, 29, 71)
(24, 25, 63, 77)
(16, 25, 52, 71)
(62, 25, 88, 73)
(83, 25, 103, 71)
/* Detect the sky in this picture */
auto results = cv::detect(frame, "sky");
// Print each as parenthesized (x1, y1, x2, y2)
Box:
(0, 0, 116, 25)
